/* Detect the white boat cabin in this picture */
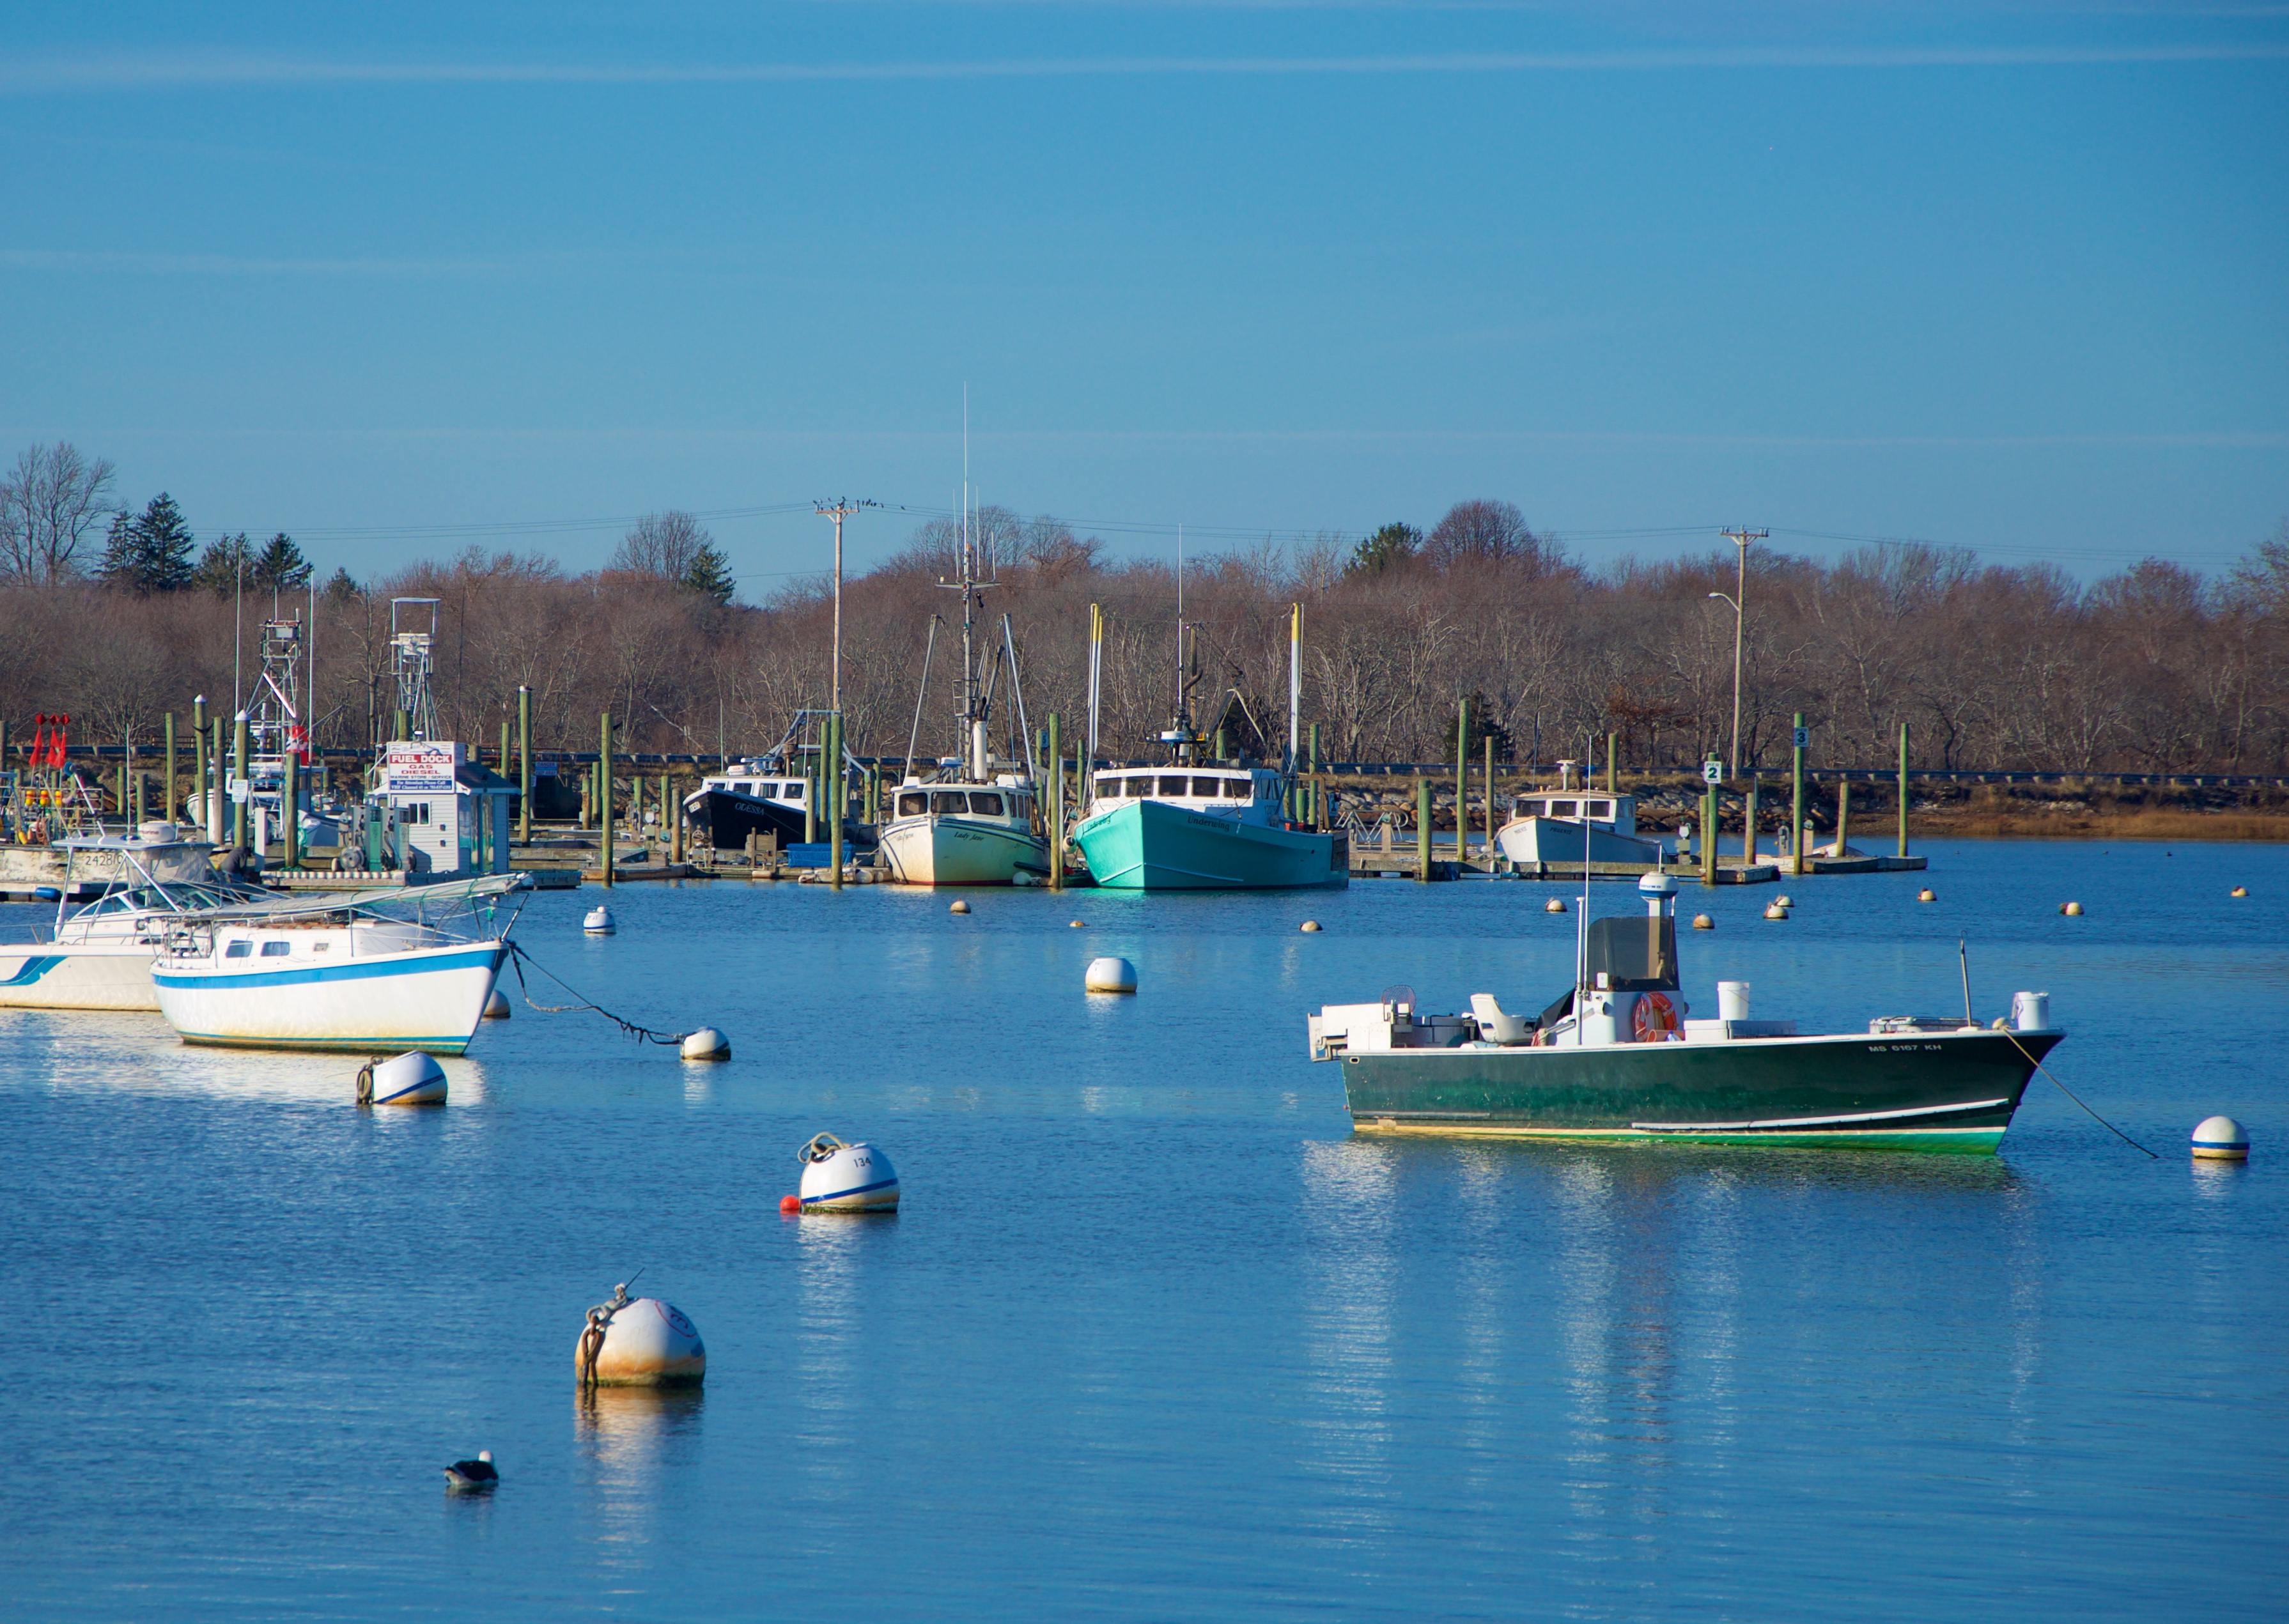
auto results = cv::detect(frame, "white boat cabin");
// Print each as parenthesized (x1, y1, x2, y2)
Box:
(1509, 792, 1637, 835)
(889, 780, 1035, 822)
(703, 763, 812, 805)
(1090, 767, 1278, 814)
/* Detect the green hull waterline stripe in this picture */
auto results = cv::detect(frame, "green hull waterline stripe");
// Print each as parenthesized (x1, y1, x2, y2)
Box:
(1353, 1120, 2006, 1153)
(1631, 1097, 2012, 1132)
(178, 1033, 474, 1055)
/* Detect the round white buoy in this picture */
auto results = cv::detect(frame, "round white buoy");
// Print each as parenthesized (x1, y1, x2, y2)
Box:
(1918, 888, 1937, 902)
(1300, 920, 1322, 932)
(1762, 903, 1789, 920)
(796, 1133, 900, 1211)
(1773, 894, 1794, 909)
(2061, 901, 2084, 916)
(584, 905, 616, 935)
(1692, 914, 1715, 931)
(575, 1294, 706, 1386)
(1544, 897, 1567, 914)
(2230, 886, 2249, 898)
(1069, 919, 1085, 928)
(679, 1026, 731, 1062)
(949, 899, 971, 915)
(1085, 955, 1137, 994)
(483, 988, 511, 1019)
(2192, 1116, 2249, 1161)
(357, 1051, 446, 1107)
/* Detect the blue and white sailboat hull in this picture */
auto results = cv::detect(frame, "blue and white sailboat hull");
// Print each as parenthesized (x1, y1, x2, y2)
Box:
(153, 939, 509, 1055)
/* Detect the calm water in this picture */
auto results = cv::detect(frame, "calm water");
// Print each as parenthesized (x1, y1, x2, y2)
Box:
(2, 840, 2283, 1621)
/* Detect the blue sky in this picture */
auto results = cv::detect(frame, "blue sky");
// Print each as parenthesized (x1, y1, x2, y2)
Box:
(3, 3, 2283, 591)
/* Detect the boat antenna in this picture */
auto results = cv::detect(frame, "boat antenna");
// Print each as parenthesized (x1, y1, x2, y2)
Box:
(1287, 603, 1301, 776)
(903, 617, 939, 782)
(1959, 938, 1973, 1028)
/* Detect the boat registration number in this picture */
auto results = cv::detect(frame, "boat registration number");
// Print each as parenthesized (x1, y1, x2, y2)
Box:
(1869, 1043, 1945, 1052)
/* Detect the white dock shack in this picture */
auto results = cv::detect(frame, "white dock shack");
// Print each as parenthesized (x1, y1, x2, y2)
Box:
(368, 741, 517, 876)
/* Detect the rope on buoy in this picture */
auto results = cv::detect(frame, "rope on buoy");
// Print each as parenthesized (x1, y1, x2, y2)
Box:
(505, 941, 687, 1047)
(577, 1310, 607, 1388)
(2003, 1031, 2157, 1159)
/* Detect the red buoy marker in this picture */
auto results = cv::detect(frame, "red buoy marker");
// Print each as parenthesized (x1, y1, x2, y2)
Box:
(779, 1195, 802, 1214)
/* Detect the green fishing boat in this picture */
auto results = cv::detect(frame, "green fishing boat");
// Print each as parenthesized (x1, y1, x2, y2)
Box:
(1307, 874, 2061, 1152)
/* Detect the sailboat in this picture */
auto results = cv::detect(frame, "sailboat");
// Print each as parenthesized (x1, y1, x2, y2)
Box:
(1071, 603, 1347, 891)
(876, 506, 1049, 887)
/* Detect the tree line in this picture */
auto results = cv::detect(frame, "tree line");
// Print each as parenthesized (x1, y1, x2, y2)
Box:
(4, 441, 2286, 777)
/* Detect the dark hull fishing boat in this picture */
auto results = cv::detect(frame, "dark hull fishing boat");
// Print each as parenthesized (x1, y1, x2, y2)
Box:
(1307, 874, 2061, 1154)
(683, 760, 870, 855)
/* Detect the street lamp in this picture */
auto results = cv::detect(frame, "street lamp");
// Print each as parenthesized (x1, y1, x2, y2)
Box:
(1712, 527, 1766, 777)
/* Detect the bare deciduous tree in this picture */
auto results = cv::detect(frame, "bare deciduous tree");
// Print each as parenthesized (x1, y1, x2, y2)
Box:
(0, 442, 118, 584)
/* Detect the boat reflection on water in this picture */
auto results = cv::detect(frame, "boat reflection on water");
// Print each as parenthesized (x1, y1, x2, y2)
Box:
(791, 1200, 899, 1506)
(0, 1007, 492, 1105)
(1294, 1133, 2033, 1568)
(575, 1385, 706, 1552)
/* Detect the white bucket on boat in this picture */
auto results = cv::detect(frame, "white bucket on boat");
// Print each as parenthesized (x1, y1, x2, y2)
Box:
(575, 1297, 706, 1386)
(361, 1051, 447, 1106)
(798, 1134, 899, 1212)
(1718, 981, 1751, 1022)
(2012, 991, 2050, 1032)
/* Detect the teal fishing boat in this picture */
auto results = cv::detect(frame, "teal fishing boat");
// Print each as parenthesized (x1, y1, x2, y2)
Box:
(1307, 873, 2061, 1152)
(1073, 768, 1346, 890)
(1069, 601, 1346, 892)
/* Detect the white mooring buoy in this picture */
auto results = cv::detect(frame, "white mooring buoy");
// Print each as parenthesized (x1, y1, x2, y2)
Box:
(679, 1026, 731, 1062)
(357, 1051, 447, 1107)
(796, 1133, 901, 1212)
(1300, 920, 1322, 932)
(575, 1285, 706, 1387)
(1691, 914, 1715, 931)
(2061, 901, 2084, 916)
(2192, 1116, 2249, 1161)
(1763, 902, 1789, 920)
(949, 899, 971, 915)
(1544, 897, 1567, 913)
(483, 988, 511, 1019)
(1773, 894, 1794, 909)
(584, 905, 616, 935)
(1085, 955, 1137, 994)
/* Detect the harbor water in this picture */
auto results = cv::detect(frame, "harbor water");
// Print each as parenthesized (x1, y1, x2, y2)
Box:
(1, 839, 2282, 1620)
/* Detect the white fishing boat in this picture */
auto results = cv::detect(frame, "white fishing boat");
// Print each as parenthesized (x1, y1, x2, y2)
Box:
(150, 874, 527, 1055)
(875, 530, 1050, 887)
(1493, 777, 1672, 867)
(0, 827, 270, 1012)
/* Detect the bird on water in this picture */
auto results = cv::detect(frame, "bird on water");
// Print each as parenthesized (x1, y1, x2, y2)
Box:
(444, 1450, 499, 1490)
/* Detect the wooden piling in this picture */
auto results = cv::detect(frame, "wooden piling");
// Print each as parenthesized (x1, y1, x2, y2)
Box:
(669, 770, 685, 865)
(1701, 780, 1717, 886)
(1415, 777, 1432, 881)
(164, 713, 176, 826)
(231, 712, 250, 853)
(1484, 734, 1496, 868)
(212, 716, 227, 844)
(1837, 778, 1852, 856)
(1047, 713, 1064, 889)
(193, 698, 209, 843)
(1606, 732, 1617, 794)
(516, 685, 532, 844)
(1898, 721, 1911, 858)
(1744, 775, 1759, 866)
(1790, 710, 1806, 878)
(283, 748, 300, 870)
(600, 711, 615, 886)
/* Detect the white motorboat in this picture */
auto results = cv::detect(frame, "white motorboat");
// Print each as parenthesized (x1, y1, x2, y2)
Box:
(878, 776, 1048, 886)
(1494, 787, 1671, 867)
(150, 874, 527, 1055)
(0, 828, 270, 1011)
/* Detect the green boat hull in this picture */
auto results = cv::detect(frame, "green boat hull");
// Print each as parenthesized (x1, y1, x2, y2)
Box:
(1339, 1030, 2061, 1152)
(1073, 798, 1349, 890)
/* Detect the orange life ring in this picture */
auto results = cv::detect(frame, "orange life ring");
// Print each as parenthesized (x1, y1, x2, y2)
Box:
(1632, 991, 1681, 1042)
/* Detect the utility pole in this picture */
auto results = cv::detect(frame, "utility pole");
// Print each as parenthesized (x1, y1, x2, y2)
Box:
(814, 499, 880, 718)
(1712, 527, 1766, 777)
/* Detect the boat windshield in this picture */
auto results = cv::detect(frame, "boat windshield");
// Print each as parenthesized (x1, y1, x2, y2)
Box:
(1585, 916, 1679, 992)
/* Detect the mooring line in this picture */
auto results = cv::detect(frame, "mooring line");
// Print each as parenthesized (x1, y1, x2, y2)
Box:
(2005, 1031, 2157, 1158)
(506, 941, 686, 1046)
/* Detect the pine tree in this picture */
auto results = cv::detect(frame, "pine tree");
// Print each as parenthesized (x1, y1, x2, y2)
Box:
(252, 532, 312, 592)
(139, 494, 196, 591)
(193, 532, 254, 594)
(98, 511, 141, 587)
(323, 566, 361, 603)
(681, 543, 736, 605)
